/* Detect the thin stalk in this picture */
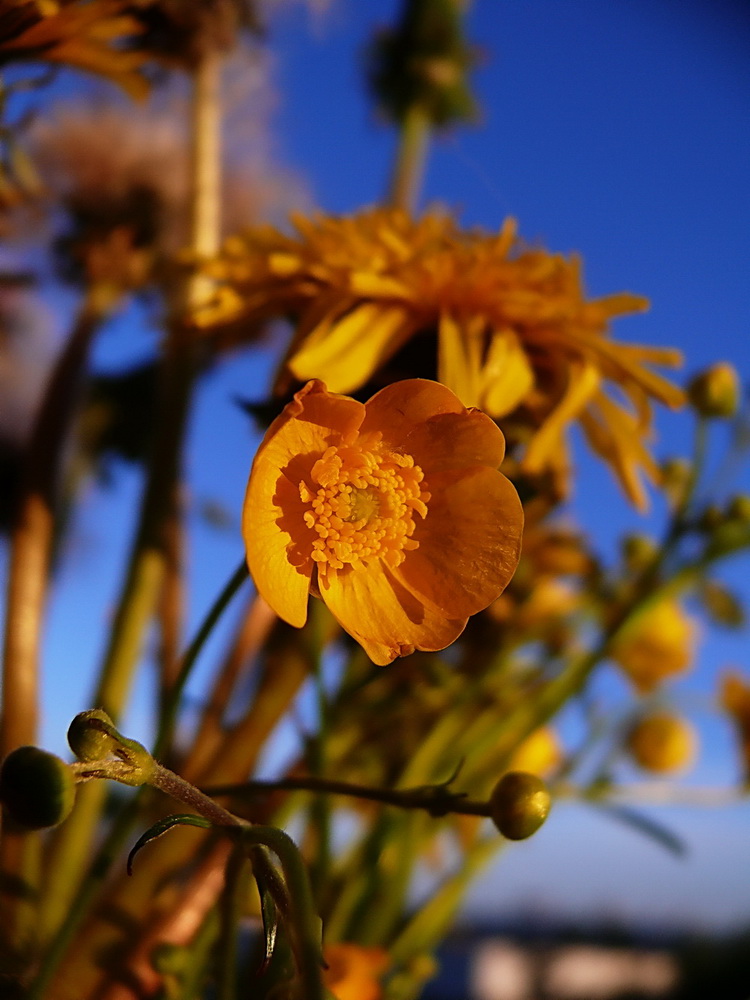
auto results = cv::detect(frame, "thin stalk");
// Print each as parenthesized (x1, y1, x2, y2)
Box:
(0, 293, 107, 964)
(387, 102, 431, 211)
(37, 48, 224, 950)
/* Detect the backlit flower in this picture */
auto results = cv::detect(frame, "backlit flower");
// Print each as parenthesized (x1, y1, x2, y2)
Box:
(201, 209, 684, 507)
(610, 599, 697, 693)
(323, 943, 388, 1000)
(626, 712, 696, 774)
(242, 378, 523, 664)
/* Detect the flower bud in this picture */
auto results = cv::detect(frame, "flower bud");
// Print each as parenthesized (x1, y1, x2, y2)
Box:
(626, 712, 696, 774)
(687, 363, 740, 419)
(489, 771, 551, 840)
(0, 746, 76, 830)
(68, 709, 119, 761)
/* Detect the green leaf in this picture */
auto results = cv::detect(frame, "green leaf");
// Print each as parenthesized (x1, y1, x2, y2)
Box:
(127, 814, 213, 875)
(590, 802, 687, 857)
(256, 874, 279, 973)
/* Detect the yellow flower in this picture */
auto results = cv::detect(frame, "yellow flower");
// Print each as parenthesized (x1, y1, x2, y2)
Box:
(720, 671, 750, 783)
(508, 726, 561, 777)
(202, 209, 684, 507)
(242, 378, 523, 665)
(0, 1, 148, 98)
(611, 599, 697, 693)
(626, 712, 696, 773)
(323, 943, 388, 1000)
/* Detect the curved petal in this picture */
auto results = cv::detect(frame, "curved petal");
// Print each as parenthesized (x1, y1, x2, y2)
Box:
(396, 467, 523, 617)
(319, 561, 467, 665)
(288, 303, 417, 394)
(243, 380, 364, 626)
(480, 329, 535, 417)
(362, 378, 465, 445)
(399, 408, 506, 474)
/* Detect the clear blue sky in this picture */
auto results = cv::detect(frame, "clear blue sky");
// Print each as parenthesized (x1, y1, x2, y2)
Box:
(5, 0, 750, 933)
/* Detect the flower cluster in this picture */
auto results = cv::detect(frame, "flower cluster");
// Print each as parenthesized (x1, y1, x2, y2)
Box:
(199, 208, 684, 507)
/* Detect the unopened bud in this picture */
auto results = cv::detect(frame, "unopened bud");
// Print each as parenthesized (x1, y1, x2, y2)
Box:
(489, 771, 551, 841)
(622, 534, 657, 571)
(68, 709, 155, 786)
(688, 363, 740, 419)
(727, 494, 750, 524)
(0, 746, 76, 830)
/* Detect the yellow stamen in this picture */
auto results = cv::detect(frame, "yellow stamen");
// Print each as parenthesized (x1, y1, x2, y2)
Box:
(299, 435, 429, 575)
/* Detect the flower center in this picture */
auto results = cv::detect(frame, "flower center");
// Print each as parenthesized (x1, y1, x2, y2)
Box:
(299, 434, 430, 575)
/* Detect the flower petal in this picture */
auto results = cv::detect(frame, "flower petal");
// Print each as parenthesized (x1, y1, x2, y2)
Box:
(288, 302, 417, 394)
(480, 329, 535, 417)
(243, 381, 364, 626)
(395, 467, 524, 617)
(318, 561, 467, 665)
(362, 378, 506, 469)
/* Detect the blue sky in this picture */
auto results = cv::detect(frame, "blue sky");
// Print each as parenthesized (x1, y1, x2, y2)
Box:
(3, 0, 750, 932)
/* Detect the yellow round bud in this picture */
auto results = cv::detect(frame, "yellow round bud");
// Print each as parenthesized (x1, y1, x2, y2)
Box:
(0, 746, 76, 830)
(489, 771, 551, 841)
(687, 362, 740, 419)
(67, 709, 119, 761)
(626, 712, 696, 774)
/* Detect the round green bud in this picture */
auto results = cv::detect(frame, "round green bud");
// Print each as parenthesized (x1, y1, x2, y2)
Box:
(0, 746, 76, 830)
(622, 533, 657, 570)
(489, 771, 551, 841)
(67, 709, 119, 761)
(687, 363, 740, 419)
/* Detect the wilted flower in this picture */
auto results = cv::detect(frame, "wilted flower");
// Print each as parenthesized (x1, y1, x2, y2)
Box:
(199, 209, 683, 507)
(611, 599, 697, 693)
(242, 378, 523, 664)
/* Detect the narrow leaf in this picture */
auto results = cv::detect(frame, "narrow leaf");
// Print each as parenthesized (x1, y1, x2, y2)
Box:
(127, 814, 213, 875)
(591, 802, 687, 857)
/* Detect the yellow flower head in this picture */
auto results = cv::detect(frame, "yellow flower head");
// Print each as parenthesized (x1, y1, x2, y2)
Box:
(508, 726, 562, 778)
(720, 671, 750, 783)
(626, 712, 696, 774)
(0, 1, 148, 98)
(202, 208, 684, 508)
(324, 943, 388, 1000)
(611, 599, 697, 693)
(242, 378, 523, 664)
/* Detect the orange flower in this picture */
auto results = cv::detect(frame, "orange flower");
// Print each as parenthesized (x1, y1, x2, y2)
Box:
(323, 943, 388, 1000)
(242, 378, 523, 664)
(610, 599, 697, 693)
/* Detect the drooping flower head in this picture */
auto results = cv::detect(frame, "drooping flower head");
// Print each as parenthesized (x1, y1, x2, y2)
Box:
(242, 378, 523, 664)
(200, 208, 684, 508)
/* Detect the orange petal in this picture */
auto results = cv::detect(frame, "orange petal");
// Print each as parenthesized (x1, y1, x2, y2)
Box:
(399, 408, 506, 473)
(318, 561, 467, 665)
(362, 378, 467, 445)
(243, 381, 364, 626)
(396, 467, 523, 617)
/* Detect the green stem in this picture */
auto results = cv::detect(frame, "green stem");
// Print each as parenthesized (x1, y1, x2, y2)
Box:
(387, 102, 431, 211)
(154, 558, 250, 759)
(0, 295, 108, 966)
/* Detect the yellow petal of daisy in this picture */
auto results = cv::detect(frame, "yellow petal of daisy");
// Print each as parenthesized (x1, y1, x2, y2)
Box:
(523, 361, 600, 474)
(288, 302, 416, 394)
(480, 329, 535, 417)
